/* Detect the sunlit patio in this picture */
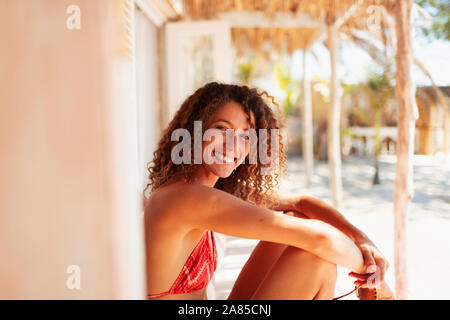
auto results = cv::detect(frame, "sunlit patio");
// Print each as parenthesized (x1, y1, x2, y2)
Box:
(213, 154, 450, 299)
(1, 0, 449, 300)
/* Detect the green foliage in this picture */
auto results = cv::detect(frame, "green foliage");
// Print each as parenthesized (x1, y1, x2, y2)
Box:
(346, 69, 393, 127)
(274, 62, 298, 117)
(367, 70, 391, 92)
(236, 54, 259, 85)
(416, 0, 450, 40)
(348, 105, 372, 126)
(237, 61, 255, 85)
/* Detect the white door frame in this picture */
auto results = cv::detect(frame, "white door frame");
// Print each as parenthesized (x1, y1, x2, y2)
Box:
(164, 20, 232, 127)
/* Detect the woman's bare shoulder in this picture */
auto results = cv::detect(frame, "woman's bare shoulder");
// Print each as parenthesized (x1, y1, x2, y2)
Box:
(151, 182, 233, 204)
(144, 182, 228, 229)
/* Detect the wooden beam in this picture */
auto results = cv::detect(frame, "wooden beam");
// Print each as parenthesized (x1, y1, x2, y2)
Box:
(394, 0, 416, 300)
(327, 21, 343, 209)
(163, 0, 182, 19)
(217, 11, 321, 28)
(319, 0, 364, 208)
(135, 0, 167, 27)
(314, 0, 364, 44)
(295, 0, 310, 19)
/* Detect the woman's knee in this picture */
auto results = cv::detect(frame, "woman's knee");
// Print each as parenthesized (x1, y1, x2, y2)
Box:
(282, 246, 322, 264)
(322, 260, 337, 283)
(283, 246, 337, 279)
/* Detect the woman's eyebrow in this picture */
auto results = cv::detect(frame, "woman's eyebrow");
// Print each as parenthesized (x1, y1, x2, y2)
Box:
(213, 119, 250, 130)
(214, 119, 234, 126)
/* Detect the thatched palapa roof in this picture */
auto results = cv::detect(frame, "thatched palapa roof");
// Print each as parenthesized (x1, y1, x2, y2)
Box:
(171, 0, 398, 56)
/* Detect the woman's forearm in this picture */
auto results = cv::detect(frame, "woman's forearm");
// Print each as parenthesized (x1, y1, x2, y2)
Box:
(297, 196, 368, 243)
(269, 194, 366, 272)
(271, 194, 368, 243)
(309, 220, 366, 273)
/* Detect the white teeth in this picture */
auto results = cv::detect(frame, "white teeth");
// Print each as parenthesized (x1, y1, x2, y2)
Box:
(214, 151, 235, 164)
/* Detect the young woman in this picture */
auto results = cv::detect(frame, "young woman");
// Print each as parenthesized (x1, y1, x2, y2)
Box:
(144, 82, 394, 300)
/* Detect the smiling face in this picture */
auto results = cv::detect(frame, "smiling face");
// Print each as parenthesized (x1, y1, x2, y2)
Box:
(147, 82, 287, 205)
(201, 101, 255, 179)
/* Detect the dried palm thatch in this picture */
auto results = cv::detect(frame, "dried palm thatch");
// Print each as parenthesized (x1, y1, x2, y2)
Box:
(174, 0, 399, 56)
(231, 27, 317, 57)
(180, 0, 397, 21)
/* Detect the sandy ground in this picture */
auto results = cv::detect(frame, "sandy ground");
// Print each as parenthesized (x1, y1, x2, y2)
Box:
(212, 154, 450, 300)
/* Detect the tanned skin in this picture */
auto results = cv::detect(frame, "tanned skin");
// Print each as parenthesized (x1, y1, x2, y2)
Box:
(144, 101, 393, 300)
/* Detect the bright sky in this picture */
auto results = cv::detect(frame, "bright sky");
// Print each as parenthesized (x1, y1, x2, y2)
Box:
(290, 34, 450, 86)
(254, 33, 450, 100)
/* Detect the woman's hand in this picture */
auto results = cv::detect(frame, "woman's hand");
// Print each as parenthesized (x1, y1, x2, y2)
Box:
(349, 236, 390, 289)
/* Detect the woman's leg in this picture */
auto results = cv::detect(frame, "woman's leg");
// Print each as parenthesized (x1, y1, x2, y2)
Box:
(228, 211, 337, 300)
(227, 240, 288, 300)
(250, 246, 337, 300)
(228, 211, 311, 300)
(227, 241, 338, 300)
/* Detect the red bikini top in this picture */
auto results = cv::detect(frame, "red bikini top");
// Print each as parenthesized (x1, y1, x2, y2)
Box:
(147, 230, 218, 298)
(147, 175, 218, 298)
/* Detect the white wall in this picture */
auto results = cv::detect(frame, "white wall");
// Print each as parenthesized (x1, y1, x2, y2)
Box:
(135, 6, 162, 192)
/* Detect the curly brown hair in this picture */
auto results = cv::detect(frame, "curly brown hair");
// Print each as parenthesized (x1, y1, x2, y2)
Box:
(145, 82, 287, 207)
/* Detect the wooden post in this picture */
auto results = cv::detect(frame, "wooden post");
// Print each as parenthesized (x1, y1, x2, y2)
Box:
(0, 0, 141, 298)
(444, 110, 449, 164)
(394, 0, 416, 300)
(327, 20, 343, 209)
(303, 49, 314, 187)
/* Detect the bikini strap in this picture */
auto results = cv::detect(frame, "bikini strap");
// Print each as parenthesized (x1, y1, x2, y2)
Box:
(147, 291, 171, 299)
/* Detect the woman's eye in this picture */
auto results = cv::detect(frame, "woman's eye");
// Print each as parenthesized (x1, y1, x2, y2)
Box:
(240, 134, 250, 141)
(215, 125, 227, 131)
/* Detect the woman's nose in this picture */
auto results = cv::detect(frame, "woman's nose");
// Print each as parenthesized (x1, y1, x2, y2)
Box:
(224, 132, 244, 157)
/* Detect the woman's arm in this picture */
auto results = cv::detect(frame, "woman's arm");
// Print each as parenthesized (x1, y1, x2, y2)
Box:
(268, 193, 368, 242)
(168, 184, 366, 274)
(268, 193, 390, 284)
